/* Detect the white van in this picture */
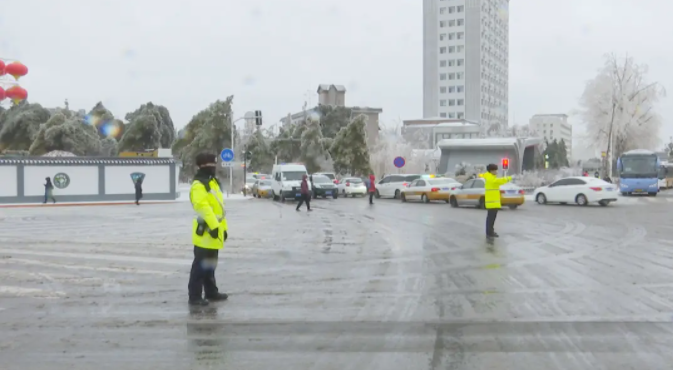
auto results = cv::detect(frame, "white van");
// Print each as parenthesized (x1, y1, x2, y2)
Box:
(271, 164, 309, 201)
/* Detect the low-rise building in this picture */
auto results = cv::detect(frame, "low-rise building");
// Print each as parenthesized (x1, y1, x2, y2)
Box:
(279, 84, 382, 145)
(402, 118, 480, 149)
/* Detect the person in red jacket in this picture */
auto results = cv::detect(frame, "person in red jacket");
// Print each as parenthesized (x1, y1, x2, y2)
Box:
(296, 174, 312, 211)
(368, 174, 376, 204)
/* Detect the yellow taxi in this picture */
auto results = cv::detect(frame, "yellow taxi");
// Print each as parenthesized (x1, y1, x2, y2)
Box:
(400, 177, 463, 203)
(252, 179, 273, 198)
(449, 177, 525, 209)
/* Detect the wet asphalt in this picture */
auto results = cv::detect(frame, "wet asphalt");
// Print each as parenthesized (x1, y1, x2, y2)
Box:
(1, 194, 673, 369)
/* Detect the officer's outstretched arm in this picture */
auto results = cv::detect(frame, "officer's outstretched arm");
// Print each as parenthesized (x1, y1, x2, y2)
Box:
(493, 176, 512, 185)
(191, 183, 219, 230)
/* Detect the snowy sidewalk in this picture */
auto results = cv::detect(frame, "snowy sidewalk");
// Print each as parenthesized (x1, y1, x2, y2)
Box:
(0, 200, 178, 208)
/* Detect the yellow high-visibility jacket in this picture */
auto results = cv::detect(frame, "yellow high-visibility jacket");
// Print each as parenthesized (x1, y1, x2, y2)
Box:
(479, 172, 512, 209)
(190, 178, 228, 249)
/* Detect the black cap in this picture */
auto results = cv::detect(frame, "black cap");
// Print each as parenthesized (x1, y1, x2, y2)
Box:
(486, 164, 498, 171)
(195, 153, 217, 166)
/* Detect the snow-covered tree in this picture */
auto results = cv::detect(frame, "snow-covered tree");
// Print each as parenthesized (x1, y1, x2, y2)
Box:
(300, 117, 330, 173)
(125, 102, 175, 147)
(577, 54, 666, 162)
(330, 114, 371, 175)
(246, 129, 274, 173)
(270, 117, 304, 163)
(0, 101, 51, 151)
(664, 137, 673, 160)
(173, 97, 236, 179)
(29, 112, 103, 156)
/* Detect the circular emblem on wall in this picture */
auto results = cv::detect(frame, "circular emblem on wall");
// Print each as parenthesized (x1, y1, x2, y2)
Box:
(53, 173, 70, 189)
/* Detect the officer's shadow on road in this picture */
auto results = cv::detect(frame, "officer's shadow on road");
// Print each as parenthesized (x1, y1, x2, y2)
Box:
(186, 305, 227, 365)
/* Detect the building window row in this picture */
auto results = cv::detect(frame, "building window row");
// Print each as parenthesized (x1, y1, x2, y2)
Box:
(439, 72, 464, 81)
(439, 5, 464, 14)
(436, 133, 477, 141)
(439, 19, 465, 28)
(440, 99, 465, 107)
(439, 45, 465, 54)
(439, 85, 465, 94)
(439, 112, 465, 119)
(439, 32, 465, 41)
(439, 58, 464, 67)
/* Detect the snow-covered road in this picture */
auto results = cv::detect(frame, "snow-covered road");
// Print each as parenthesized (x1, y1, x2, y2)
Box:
(1, 196, 673, 369)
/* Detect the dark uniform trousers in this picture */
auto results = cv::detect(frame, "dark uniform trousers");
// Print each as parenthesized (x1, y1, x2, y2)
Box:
(188, 246, 220, 300)
(486, 209, 498, 235)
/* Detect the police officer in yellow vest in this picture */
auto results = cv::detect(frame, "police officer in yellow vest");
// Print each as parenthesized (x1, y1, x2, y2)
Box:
(188, 153, 229, 306)
(479, 164, 512, 238)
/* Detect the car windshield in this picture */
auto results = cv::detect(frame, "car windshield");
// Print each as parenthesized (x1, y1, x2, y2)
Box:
(404, 175, 421, 182)
(620, 155, 658, 178)
(319, 173, 336, 180)
(259, 180, 272, 186)
(346, 178, 363, 183)
(246, 179, 256, 184)
(312, 176, 331, 183)
(282, 171, 306, 181)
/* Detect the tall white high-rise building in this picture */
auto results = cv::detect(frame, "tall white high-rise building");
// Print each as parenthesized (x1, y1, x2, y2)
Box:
(423, 0, 509, 128)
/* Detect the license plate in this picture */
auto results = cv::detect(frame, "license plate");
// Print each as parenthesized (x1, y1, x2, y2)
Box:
(441, 187, 449, 190)
(507, 190, 516, 194)
(635, 189, 644, 192)
(296, 194, 301, 197)
(606, 187, 612, 191)
(326, 191, 331, 194)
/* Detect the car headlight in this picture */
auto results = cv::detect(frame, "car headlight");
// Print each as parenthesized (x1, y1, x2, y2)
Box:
(620, 183, 627, 187)
(649, 183, 658, 187)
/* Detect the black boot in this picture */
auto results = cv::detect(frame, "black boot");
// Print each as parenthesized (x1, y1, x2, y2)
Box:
(188, 298, 209, 306)
(206, 293, 228, 301)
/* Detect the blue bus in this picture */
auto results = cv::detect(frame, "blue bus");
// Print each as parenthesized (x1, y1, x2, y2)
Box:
(617, 149, 660, 196)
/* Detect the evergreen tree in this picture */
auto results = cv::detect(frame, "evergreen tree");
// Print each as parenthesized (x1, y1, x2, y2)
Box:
(246, 129, 274, 173)
(330, 114, 372, 175)
(558, 138, 570, 167)
(316, 105, 352, 139)
(300, 117, 329, 173)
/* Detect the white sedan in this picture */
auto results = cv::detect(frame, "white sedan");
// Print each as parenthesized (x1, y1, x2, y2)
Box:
(400, 178, 462, 203)
(337, 177, 368, 197)
(533, 176, 618, 206)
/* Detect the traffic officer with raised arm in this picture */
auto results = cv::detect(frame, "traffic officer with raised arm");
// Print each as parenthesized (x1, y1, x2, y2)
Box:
(188, 153, 229, 306)
(479, 164, 512, 238)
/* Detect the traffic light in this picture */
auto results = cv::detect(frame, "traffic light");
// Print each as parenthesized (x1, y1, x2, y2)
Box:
(502, 158, 509, 170)
(255, 110, 263, 126)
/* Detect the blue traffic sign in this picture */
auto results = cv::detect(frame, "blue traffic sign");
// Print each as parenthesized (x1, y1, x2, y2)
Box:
(220, 148, 234, 162)
(393, 156, 406, 168)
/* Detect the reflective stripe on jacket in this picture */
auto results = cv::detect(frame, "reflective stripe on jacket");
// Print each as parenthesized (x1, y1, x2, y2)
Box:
(190, 178, 228, 249)
(479, 172, 512, 209)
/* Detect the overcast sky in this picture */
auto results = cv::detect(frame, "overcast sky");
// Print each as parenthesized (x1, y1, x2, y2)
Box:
(1, 0, 671, 155)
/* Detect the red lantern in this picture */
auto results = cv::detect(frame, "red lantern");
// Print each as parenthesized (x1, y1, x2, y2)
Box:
(5, 85, 27, 103)
(5, 62, 28, 80)
(0, 60, 5, 76)
(0, 86, 5, 101)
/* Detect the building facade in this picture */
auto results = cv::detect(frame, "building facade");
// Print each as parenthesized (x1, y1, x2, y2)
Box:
(423, 0, 509, 127)
(279, 84, 382, 145)
(437, 137, 542, 176)
(402, 118, 481, 148)
(528, 114, 572, 159)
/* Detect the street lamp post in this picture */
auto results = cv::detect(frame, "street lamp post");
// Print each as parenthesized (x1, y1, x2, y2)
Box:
(227, 114, 248, 197)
